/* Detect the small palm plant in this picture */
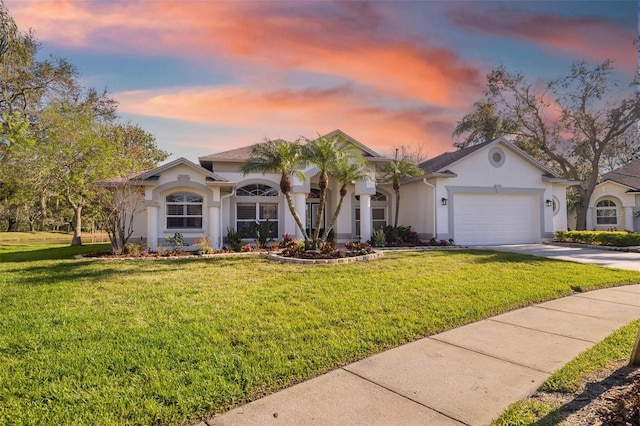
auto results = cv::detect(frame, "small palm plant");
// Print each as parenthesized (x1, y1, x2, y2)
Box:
(382, 157, 423, 227)
(323, 147, 372, 243)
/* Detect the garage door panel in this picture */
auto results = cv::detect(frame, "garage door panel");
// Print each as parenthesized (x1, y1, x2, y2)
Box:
(453, 193, 540, 245)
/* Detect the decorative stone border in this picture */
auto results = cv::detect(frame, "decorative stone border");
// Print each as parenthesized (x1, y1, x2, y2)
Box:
(376, 245, 467, 251)
(267, 251, 384, 265)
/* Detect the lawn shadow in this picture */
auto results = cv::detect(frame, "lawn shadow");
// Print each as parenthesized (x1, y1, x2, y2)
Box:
(4, 255, 256, 286)
(0, 244, 111, 263)
(533, 364, 639, 425)
(462, 249, 565, 264)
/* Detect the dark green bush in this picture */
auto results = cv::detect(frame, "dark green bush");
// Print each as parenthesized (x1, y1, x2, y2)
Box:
(554, 230, 640, 247)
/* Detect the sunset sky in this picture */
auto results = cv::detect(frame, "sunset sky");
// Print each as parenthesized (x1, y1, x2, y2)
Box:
(5, 0, 638, 162)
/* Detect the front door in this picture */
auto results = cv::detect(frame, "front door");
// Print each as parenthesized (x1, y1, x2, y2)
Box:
(306, 202, 326, 236)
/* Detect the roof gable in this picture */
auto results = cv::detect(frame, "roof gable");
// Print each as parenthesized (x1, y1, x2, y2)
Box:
(132, 157, 228, 182)
(198, 130, 391, 167)
(601, 159, 640, 191)
(320, 129, 388, 160)
(419, 138, 561, 178)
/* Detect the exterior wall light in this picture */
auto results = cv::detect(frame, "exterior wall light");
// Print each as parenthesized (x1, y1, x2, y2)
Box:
(441, 197, 448, 206)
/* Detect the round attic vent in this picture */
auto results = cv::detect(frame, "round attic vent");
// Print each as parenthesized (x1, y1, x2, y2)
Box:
(488, 147, 505, 168)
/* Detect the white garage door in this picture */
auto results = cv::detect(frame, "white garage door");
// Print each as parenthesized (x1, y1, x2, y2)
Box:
(453, 193, 540, 245)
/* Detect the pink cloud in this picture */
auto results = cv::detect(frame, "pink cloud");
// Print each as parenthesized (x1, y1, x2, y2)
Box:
(3, 0, 491, 156)
(450, 5, 637, 74)
(6, 0, 483, 109)
(114, 85, 457, 157)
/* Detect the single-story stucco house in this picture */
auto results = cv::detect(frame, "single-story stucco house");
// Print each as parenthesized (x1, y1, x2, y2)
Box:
(577, 159, 640, 232)
(119, 130, 575, 250)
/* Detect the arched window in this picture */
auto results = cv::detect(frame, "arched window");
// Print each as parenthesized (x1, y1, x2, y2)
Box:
(166, 192, 203, 229)
(236, 184, 279, 238)
(596, 199, 618, 225)
(236, 184, 278, 197)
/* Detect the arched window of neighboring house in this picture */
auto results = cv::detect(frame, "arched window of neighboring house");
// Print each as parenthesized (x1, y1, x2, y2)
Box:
(236, 184, 279, 238)
(354, 191, 389, 237)
(596, 199, 618, 225)
(166, 192, 203, 229)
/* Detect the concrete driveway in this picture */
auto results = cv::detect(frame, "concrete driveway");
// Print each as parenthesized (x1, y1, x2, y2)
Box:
(479, 243, 640, 272)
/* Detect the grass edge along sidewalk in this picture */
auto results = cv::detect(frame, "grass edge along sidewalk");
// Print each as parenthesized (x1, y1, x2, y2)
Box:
(492, 318, 640, 425)
(1, 245, 640, 425)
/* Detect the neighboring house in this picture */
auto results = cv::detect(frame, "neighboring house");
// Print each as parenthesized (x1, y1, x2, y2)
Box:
(400, 138, 576, 245)
(121, 132, 575, 250)
(579, 159, 640, 232)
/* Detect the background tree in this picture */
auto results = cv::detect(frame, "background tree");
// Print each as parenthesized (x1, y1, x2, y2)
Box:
(95, 123, 168, 253)
(382, 156, 423, 228)
(453, 60, 640, 229)
(38, 98, 114, 245)
(241, 139, 309, 241)
(452, 99, 518, 149)
(388, 143, 429, 165)
(0, 0, 76, 231)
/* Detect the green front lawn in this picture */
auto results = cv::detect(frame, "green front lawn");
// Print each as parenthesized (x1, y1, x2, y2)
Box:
(1, 245, 639, 425)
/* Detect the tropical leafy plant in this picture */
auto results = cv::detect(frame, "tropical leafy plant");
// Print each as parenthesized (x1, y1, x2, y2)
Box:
(244, 220, 276, 249)
(225, 227, 242, 252)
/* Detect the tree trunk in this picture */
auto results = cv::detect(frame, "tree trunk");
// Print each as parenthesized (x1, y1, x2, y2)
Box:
(71, 205, 83, 246)
(324, 186, 347, 242)
(575, 204, 588, 230)
(40, 193, 47, 230)
(284, 191, 308, 241)
(313, 172, 328, 249)
(394, 178, 400, 228)
(394, 188, 400, 228)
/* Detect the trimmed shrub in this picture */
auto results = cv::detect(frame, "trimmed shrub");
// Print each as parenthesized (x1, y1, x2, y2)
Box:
(554, 230, 640, 247)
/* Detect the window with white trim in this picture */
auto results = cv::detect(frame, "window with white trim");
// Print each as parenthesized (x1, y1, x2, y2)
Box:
(354, 192, 389, 237)
(166, 192, 203, 229)
(236, 184, 279, 238)
(596, 199, 618, 225)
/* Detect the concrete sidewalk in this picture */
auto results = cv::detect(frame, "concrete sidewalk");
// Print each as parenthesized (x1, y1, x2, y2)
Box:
(202, 284, 640, 426)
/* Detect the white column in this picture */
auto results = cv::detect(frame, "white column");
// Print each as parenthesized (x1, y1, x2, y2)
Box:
(294, 192, 307, 239)
(209, 206, 220, 248)
(359, 194, 372, 242)
(147, 204, 159, 252)
(624, 207, 634, 232)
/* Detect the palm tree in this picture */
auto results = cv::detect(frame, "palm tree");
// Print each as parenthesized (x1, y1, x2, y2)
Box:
(323, 150, 372, 242)
(382, 157, 423, 228)
(240, 138, 309, 241)
(302, 134, 345, 248)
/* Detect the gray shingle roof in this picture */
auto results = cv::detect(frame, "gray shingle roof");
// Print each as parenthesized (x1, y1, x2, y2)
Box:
(199, 143, 269, 162)
(198, 130, 391, 164)
(418, 140, 492, 174)
(602, 159, 640, 191)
